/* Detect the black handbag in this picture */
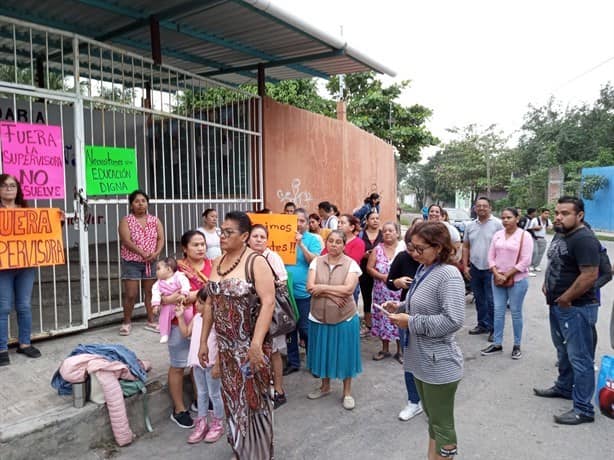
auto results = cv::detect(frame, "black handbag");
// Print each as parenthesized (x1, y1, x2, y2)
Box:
(245, 252, 297, 338)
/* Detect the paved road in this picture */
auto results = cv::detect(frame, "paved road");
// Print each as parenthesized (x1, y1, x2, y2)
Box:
(90, 238, 614, 460)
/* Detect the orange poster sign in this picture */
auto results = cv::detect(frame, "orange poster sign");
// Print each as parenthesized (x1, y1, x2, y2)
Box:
(0, 208, 65, 270)
(248, 213, 298, 265)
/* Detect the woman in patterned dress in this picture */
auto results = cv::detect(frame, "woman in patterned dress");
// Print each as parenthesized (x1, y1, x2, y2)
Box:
(118, 190, 164, 335)
(368, 221, 404, 362)
(199, 211, 276, 460)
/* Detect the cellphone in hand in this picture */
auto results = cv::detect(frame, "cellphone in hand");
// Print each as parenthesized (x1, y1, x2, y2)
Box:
(372, 303, 390, 315)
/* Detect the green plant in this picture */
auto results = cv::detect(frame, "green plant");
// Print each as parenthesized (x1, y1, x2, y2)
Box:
(581, 174, 609, 200)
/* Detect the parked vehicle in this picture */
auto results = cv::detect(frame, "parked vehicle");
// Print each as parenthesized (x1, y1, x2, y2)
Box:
(444, 208, 473, 240)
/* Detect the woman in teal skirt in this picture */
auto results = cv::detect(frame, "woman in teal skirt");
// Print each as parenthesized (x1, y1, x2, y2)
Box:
(306, 230, 362, 410)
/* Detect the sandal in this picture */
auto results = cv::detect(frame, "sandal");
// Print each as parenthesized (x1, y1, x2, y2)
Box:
(393, 353, 404, 365)
(372, 351, 391, 361)
(144, 322, 160, 333)
(119, 323, 132, 336)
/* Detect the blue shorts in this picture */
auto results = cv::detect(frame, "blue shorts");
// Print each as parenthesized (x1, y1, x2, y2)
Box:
(121, 259, 156, 280)
(167, 325, 190, 368)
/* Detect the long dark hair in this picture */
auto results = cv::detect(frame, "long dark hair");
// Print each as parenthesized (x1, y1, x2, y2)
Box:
(0, 174, 27, 207)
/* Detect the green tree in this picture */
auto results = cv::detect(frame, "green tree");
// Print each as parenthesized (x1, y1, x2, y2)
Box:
(429, 124, 511, 201)
(327, 72, 438, 164)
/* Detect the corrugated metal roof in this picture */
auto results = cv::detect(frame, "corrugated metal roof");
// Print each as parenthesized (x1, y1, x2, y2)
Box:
(0, 0, 396, 86)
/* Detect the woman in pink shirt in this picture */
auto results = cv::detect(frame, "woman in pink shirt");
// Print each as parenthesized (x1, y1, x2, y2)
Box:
(482, 208, 534, 359)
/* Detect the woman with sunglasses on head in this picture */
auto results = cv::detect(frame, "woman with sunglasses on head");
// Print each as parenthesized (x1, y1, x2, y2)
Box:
(199, 211, 275, 460)
(383, 221, 465, 460)
(0, 174, 54, 365)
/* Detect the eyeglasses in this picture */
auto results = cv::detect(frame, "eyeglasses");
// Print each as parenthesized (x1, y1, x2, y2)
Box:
(407, 243, 433, 255)
(216, 228, 239, 238)
(0, 183, 17, 190)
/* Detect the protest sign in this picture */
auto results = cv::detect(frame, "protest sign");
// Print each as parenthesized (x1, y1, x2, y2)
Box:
(0, 208, 65, 269)
(248, 213, 298, 264)
(85, 145, 138, 195)
(0, 122, 65, 199)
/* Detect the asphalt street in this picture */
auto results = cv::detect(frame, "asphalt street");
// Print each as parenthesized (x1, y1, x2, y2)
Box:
(87, 238, 614, 460)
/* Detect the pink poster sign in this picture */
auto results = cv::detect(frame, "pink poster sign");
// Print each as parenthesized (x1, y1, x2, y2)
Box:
(0, 122, 65, 200)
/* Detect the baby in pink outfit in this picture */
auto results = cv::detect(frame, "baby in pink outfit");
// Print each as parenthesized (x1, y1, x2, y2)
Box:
(151, 257, 190, 343)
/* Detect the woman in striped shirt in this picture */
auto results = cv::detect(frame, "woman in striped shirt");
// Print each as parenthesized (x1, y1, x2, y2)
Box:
(384, 221, 465, 460)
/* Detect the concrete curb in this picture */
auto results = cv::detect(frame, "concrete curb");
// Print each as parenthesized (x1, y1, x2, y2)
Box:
(1, 370, 178, 460)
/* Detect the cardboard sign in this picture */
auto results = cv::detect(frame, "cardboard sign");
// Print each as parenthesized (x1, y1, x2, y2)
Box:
(85, 145, 138, 195)
(0, 122, 65, 199)
(248, 213, 298, 264)
(0, 208, 65, 269)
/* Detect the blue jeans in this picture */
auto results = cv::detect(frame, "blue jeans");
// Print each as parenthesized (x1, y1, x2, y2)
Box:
(492, 278, 529, 346)
(286, 297, 311, 369)
(470, 264, 494, 330)
(549, 304, 599, 417)
(0, 268, 36, 350)
(192, 366, 224, 419)
(398, 328, 420, 403)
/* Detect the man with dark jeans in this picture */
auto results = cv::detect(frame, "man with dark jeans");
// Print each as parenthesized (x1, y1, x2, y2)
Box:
(534, 196, 600, 425)
(284, 208, 322, 375)
(462, 197, 502, 340)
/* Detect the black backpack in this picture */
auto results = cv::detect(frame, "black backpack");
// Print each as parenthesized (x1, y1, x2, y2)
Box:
(596, 245, 613, 289)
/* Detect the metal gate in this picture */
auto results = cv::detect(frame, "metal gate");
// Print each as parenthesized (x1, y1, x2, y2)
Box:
(0, 16, 262, 340)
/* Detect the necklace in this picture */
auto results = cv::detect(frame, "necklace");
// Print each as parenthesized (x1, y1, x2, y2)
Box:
(217, 245, 247, 277)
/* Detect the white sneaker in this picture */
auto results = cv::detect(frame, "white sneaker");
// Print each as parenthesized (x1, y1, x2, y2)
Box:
(160, 335, 169, 344)
(534, 267, 542, 272)
(528, 272, 537, 277)
(529, 267, 535, 272)
(398, 401, 423, 421)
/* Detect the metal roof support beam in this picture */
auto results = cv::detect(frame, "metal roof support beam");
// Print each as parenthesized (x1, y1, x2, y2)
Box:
(95, 0, 210, 42)
(202, 49, 345, 77)
(257, 64, 265, 97)
(150, 16, 162, 65)
(73, 0, 330, 79)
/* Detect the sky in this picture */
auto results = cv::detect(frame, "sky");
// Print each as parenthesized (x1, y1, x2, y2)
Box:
(273, 0, 614, 152)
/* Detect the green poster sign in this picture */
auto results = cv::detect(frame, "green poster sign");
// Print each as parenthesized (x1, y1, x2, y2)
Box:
(85, 145, 138, 195)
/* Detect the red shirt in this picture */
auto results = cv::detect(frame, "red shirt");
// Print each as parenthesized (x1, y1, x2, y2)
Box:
(322, 236, 365, 265)
(172, 259, 212, 325)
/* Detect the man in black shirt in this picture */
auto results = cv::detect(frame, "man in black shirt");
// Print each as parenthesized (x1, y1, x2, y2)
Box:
(533, 196, 600, 425)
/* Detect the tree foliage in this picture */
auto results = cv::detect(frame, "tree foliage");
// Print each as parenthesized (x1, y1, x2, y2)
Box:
(327, 72, 438, 163)
(428, 124, 512, 201)
(177, 73, 438, 164)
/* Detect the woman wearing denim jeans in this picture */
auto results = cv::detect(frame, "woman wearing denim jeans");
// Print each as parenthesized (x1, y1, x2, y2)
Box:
(0, 174, 43, 365)
(482, 208, 534, 359)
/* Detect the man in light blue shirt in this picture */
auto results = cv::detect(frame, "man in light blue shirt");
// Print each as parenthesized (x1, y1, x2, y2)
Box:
(462, 197, 503, 339)
(284, 208, 322, 374)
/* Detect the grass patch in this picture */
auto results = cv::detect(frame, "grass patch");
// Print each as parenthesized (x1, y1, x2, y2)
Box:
(597, 234, 614, 242)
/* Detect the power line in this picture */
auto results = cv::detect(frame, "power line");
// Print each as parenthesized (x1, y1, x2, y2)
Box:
(554, 55, 614, 92)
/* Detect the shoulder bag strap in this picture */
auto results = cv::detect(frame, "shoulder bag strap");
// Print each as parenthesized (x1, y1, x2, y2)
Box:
(515, 231, 525, 265)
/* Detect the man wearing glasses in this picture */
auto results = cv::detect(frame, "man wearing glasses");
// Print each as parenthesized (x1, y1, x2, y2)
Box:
(462, 197, 502, 341)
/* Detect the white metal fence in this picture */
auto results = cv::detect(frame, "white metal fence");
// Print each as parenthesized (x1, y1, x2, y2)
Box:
(0, 16, 262, 339)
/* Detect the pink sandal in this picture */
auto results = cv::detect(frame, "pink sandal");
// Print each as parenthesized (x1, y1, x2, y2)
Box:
(119, 323, 132, 336)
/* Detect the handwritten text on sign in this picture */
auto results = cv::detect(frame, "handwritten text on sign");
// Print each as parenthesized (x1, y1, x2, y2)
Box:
(0, 122, 65, 199)
(85, 145, 138, 195)
(248, 213, 298, 265)
(0, 208, 65, 269)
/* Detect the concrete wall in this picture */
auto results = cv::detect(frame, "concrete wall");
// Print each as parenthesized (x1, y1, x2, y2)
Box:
(262, 97, 396, 223)
(582, 166, 614, 231)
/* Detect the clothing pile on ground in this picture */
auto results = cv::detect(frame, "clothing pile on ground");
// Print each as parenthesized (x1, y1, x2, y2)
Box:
(51, 343, 150, 446)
